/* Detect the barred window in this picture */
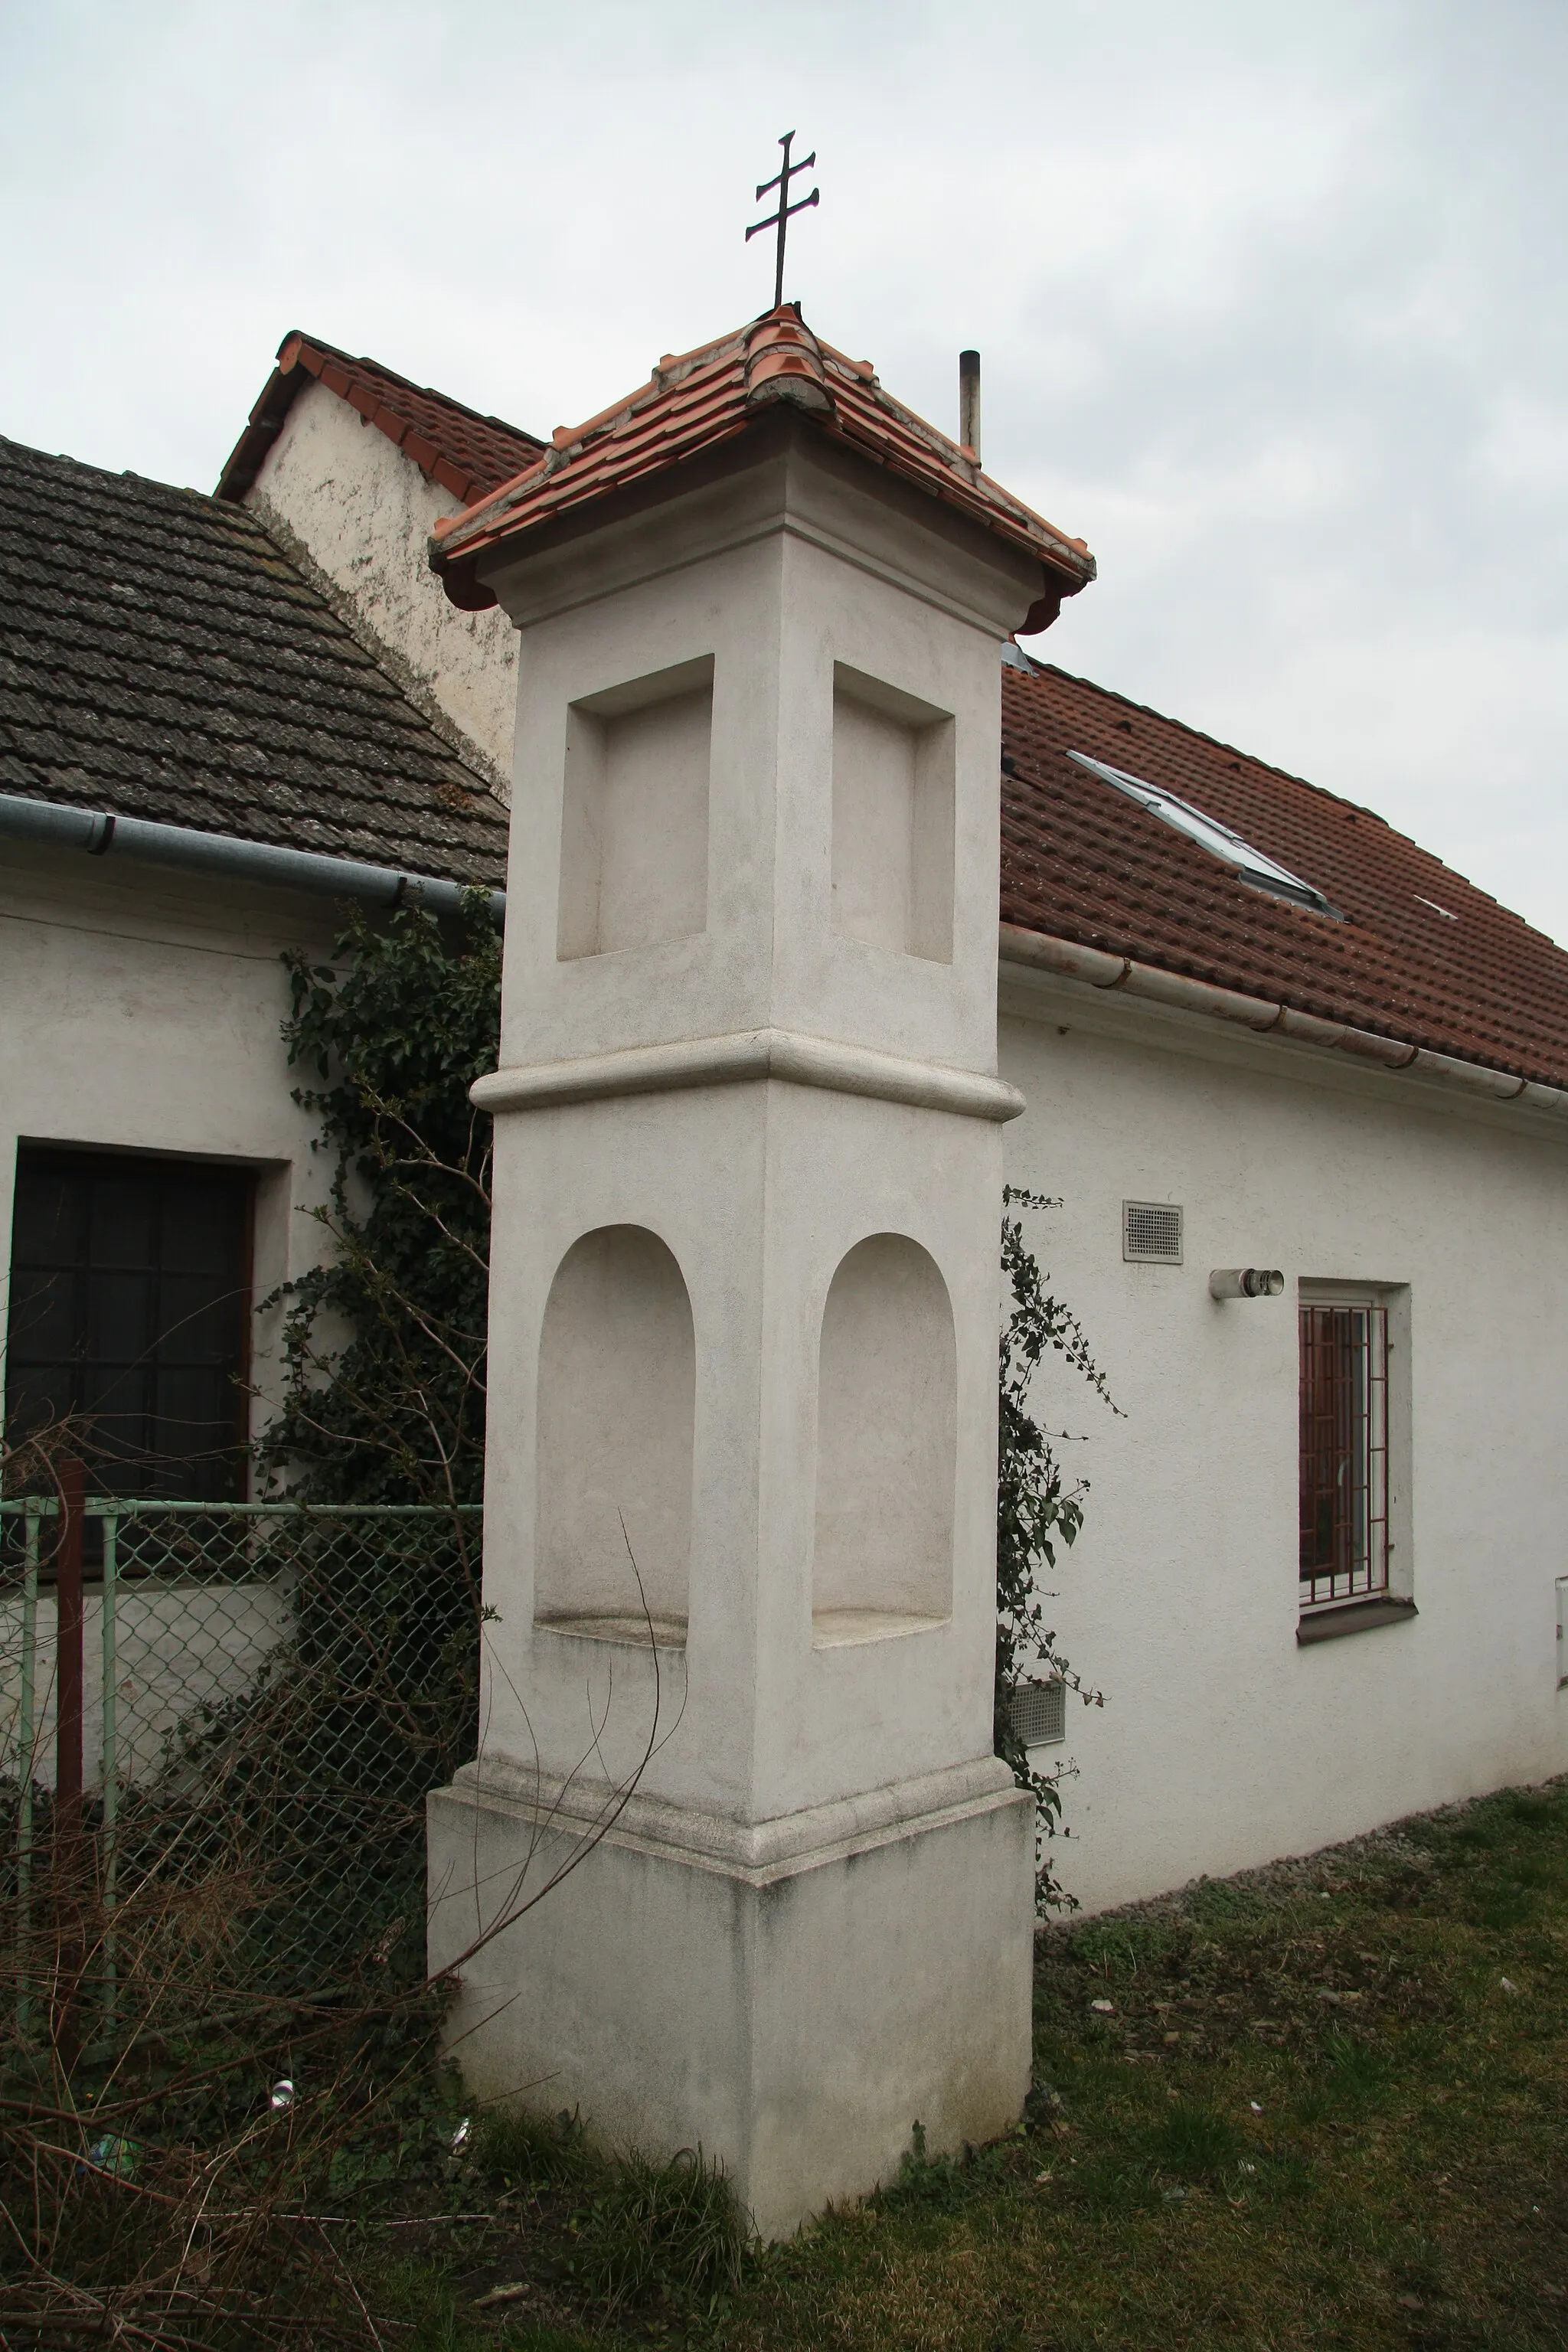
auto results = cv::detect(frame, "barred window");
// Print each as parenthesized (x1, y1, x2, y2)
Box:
(1298, 1301, 1389, 1611)
(5, 1147, 253, 1501)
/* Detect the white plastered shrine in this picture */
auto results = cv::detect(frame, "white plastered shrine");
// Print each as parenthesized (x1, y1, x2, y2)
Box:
(426, 382, 1049, 2237)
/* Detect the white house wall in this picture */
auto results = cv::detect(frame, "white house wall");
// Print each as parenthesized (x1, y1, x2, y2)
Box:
(0, 841, 342, 1462)
(247, 378, 521, 786)
(1000, 974, 1568, 1913)
(12, 815, 1565, 1912)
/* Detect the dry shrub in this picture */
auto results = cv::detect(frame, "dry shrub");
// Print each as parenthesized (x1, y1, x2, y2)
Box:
(0, 1450, 681, 2347)
(0, 1502, 459, 2345)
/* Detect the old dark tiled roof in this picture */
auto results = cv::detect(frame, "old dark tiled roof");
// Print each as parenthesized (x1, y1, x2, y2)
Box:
(216, 332, 546, 509)
(1001, 659, 1568, 1089)
(0, 435, 510, 887)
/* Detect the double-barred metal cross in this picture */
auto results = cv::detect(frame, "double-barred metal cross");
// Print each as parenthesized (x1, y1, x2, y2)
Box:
(746, 130, 819, 312)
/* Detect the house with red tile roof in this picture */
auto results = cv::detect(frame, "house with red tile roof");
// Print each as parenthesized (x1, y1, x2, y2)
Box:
(4, 303, 1566, 1934)
(413, 301, 1568, 2211)
(425, 303, 1568, 1919)
(989, 645, 1568, 1903)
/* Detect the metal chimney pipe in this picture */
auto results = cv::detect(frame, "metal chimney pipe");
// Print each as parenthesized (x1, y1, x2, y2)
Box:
(959, 348, 981, 461)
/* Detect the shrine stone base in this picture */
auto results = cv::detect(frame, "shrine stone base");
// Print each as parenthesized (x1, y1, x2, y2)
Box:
(426, 1754, 1034, 2239)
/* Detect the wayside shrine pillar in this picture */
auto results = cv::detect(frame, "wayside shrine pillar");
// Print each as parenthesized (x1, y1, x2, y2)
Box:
(426, 309, 1095, 2236)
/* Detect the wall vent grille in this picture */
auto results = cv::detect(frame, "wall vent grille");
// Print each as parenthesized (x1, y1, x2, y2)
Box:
(1124, 1200, 1183, 1264)
(1009, 1678, 1066, 1748)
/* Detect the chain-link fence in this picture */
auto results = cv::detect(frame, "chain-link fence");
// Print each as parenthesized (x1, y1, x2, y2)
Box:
(1, 1494, 482, 2046)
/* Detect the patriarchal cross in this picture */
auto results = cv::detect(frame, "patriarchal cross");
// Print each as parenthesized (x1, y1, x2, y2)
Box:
(746, 131, 819, 311)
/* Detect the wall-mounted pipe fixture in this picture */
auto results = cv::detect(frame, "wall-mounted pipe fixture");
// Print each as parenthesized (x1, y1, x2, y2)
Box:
(1209, 1267, 1285, 1300)
(0, 792, 506, 926)
(959, 349, 982, 461)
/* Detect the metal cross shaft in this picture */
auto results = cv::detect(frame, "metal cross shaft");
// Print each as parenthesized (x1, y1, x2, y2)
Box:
(746, 129, 819, 311)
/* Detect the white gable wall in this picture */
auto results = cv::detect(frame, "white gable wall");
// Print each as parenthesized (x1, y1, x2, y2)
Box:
(1000, 968, 1568, 1913)
(245, 379, 521, 788)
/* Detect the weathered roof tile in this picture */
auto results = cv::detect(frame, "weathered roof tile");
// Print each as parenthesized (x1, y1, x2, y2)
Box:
(0, 436, 510, 889)
(1001, 659, 1568, 1088)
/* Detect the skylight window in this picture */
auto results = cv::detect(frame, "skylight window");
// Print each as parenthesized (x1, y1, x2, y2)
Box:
(1067, 750, 1339, 917)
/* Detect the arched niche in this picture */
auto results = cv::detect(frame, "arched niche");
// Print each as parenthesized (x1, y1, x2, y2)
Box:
(812, 1233, 956, 1646)
(535, 1225, 694, 1646)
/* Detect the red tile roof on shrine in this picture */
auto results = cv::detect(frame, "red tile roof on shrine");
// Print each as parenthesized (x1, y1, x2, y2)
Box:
(1001, 658, 1568, 1089)
(216, 332, 545, 511)
(430, 309, 1096, 618)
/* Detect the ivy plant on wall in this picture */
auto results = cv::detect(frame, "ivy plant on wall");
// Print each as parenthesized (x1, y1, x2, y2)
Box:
(997, 1186, 1119, 1909)
(259, 892, 500, 1508)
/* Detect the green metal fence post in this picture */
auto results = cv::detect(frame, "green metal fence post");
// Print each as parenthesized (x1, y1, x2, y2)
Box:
(100, 1504, 119, 2024)
(5, 1494, 483, 2046)
(16, 1504, 41, 2043)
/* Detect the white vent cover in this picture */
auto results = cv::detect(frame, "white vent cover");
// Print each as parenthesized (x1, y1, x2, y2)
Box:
(1010, 1679, 1066, 1747)
(1124, 1200, 1183, 1264)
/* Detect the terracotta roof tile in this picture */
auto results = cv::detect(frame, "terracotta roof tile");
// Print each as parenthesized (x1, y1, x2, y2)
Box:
(215, 332, 546, 508)
(431, 308, 1096, 620)
(1000, 659, 1568, 1089)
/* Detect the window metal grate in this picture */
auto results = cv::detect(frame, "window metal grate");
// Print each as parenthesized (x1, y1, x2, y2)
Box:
(1009, 1677, 1066, 1747)
(5, 1147, 253, 1504)
(1298, 1302, 1389, 1609)
(1123, 1200, 1183, 1263)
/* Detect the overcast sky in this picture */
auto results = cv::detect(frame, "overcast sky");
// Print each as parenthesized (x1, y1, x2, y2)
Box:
(4, 2, 1566, 938)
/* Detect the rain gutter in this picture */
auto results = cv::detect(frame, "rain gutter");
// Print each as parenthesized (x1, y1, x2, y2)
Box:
(998, 921, 1568, 1120)
(0, 793, 506, 926)
(6, 789, 1550, 1112)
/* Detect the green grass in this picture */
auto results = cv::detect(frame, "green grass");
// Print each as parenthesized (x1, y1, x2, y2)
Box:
(361, 2105, 753, 2347)
(361, 1778, 1568, 2348)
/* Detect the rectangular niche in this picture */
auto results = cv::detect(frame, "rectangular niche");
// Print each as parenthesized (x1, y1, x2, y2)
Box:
(831, 663, 954, 963)
(557, 655, 714, 959)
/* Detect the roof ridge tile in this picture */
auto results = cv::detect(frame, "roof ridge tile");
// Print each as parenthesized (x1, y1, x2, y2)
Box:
(216, 332, 547, 507)
(430, 306, 1096, 625)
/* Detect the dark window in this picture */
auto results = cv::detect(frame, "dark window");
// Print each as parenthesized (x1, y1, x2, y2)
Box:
(1298, 1301, 1389, 1610)
(5, 1148, 252, 1500)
